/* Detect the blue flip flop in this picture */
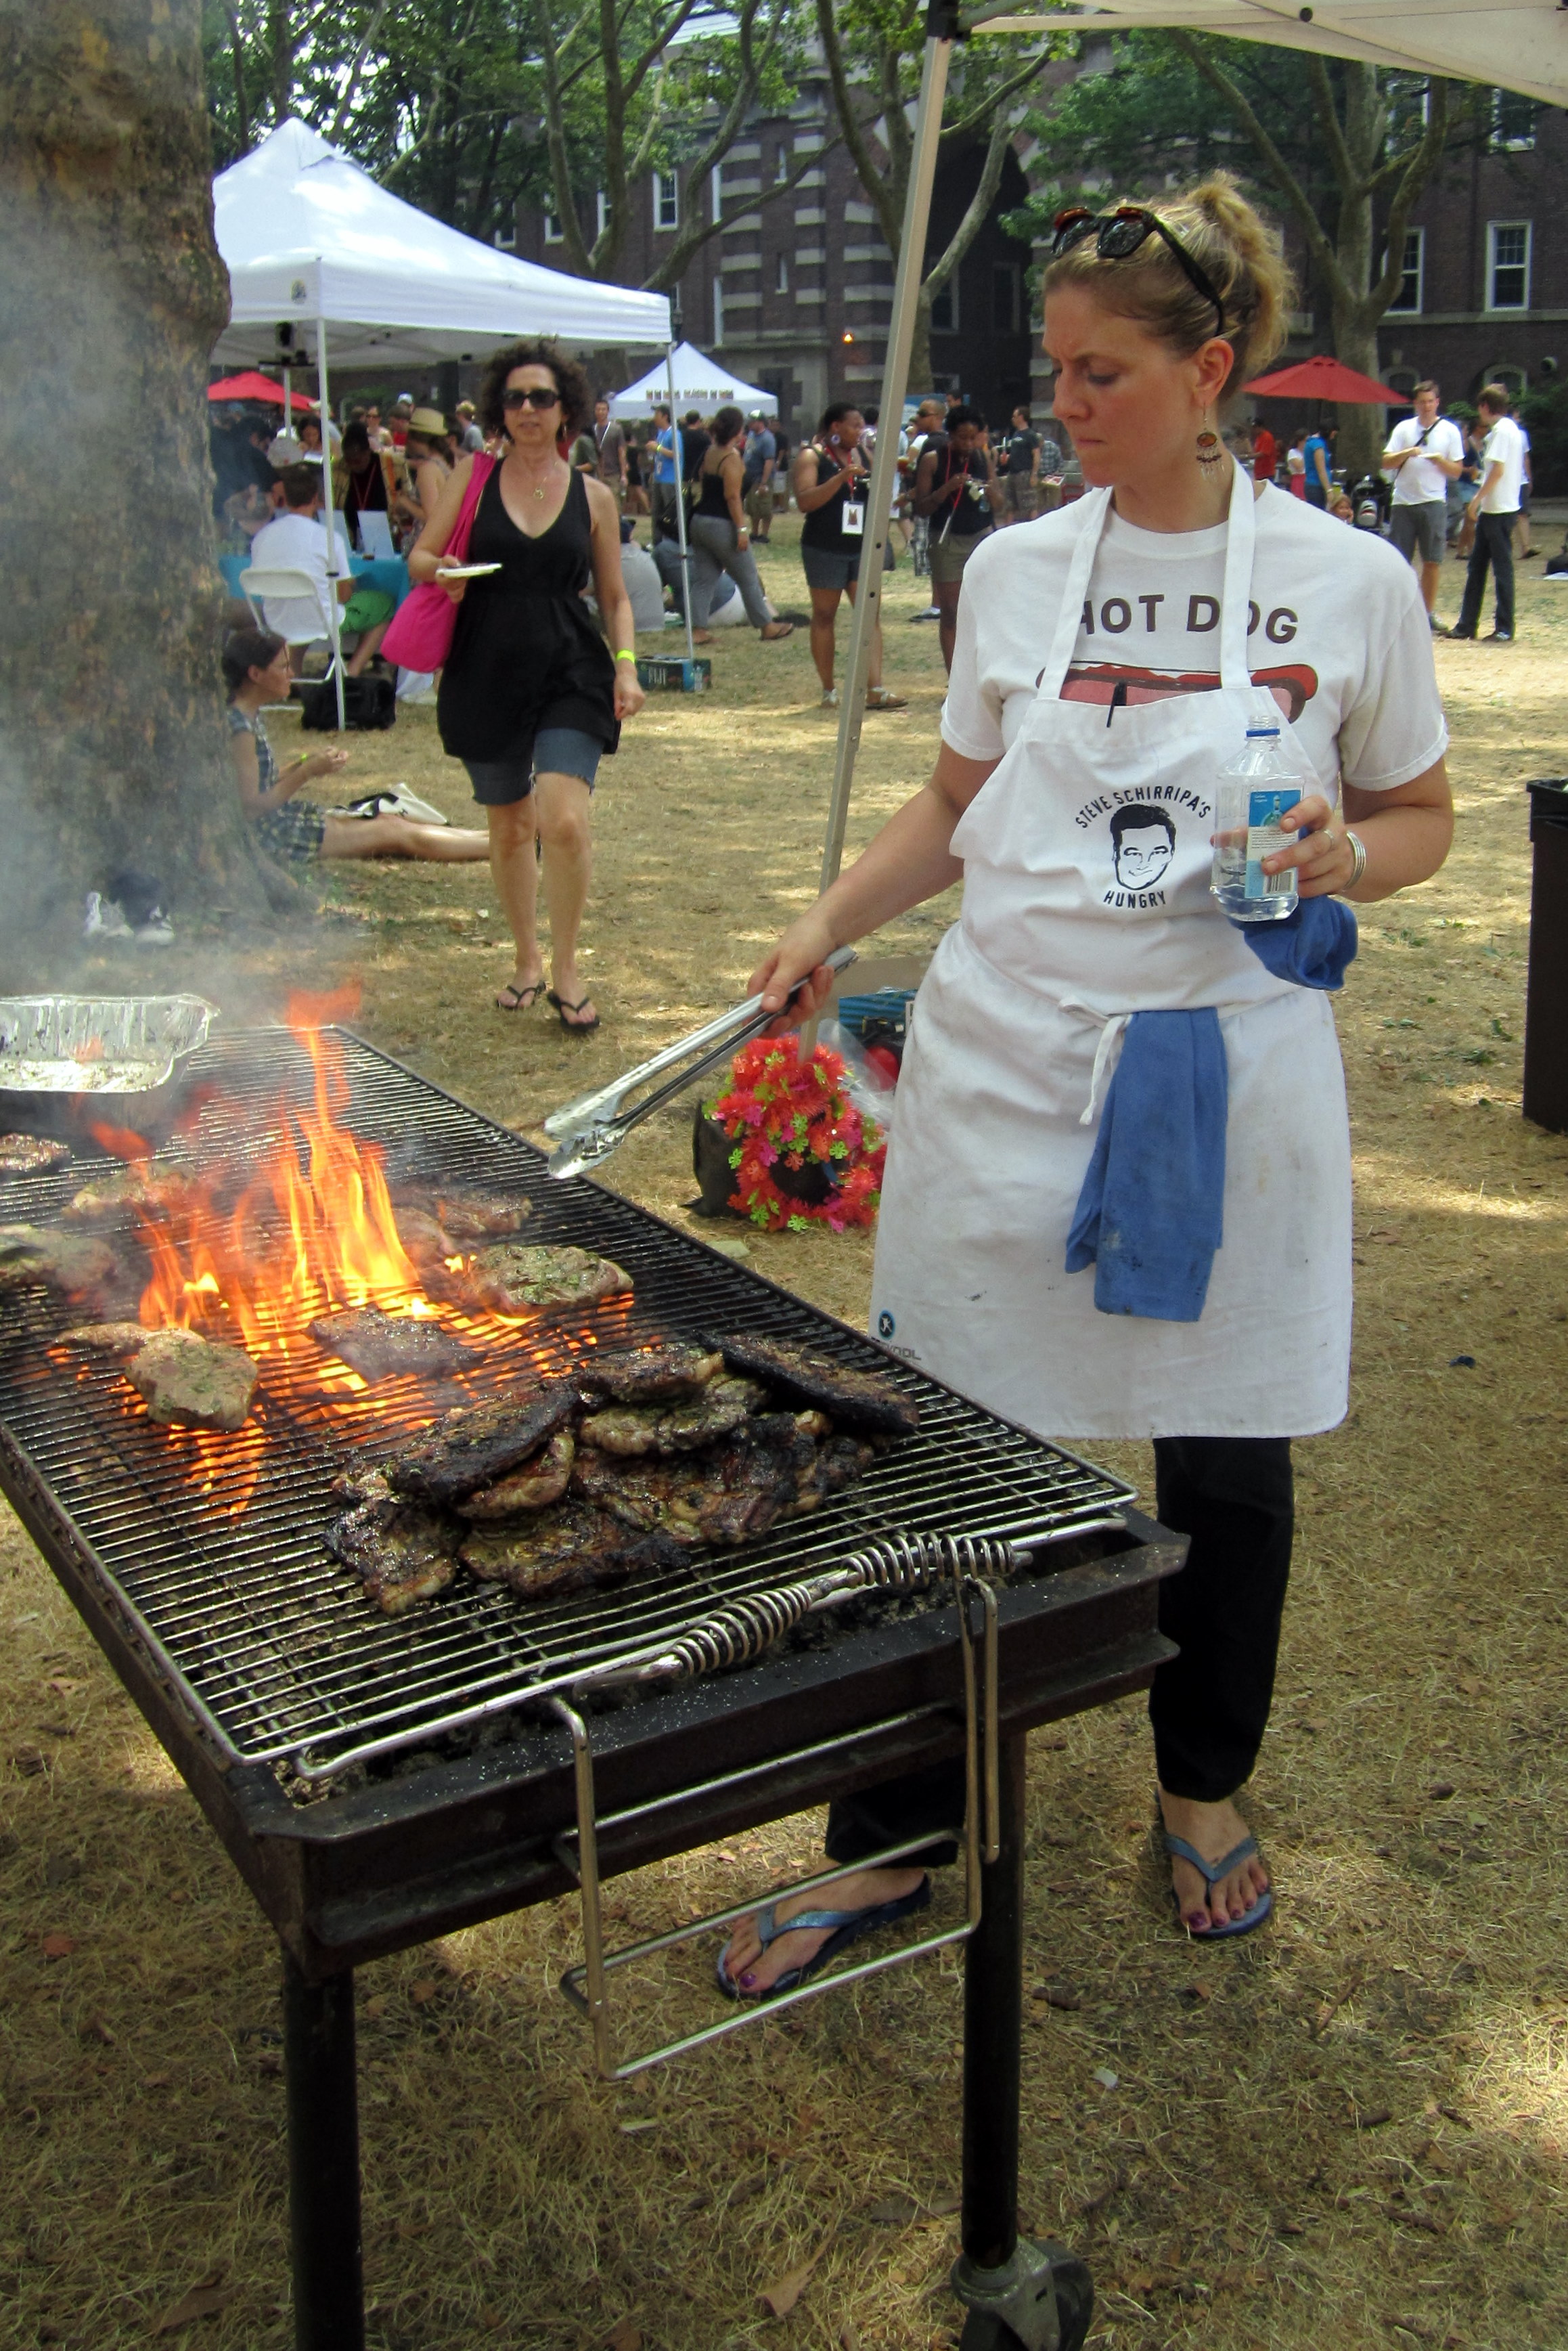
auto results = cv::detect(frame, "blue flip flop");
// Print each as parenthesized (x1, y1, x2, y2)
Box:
(716, 1876, 933, 2000)
(1161, 1830, 1273, 1941)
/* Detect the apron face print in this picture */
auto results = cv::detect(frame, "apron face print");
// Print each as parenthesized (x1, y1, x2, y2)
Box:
(949, 463, 1304, 1008)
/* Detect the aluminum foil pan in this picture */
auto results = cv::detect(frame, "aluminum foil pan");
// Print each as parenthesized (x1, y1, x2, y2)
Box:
(0, 996, 217, 1095)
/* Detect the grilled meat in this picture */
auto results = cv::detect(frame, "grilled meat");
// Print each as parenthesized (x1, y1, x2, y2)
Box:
(434, 1242, 632, 1317)
(792, 1433, 878, 1514)
(60, 1319, 152, 1357)
(324, 1494, 459, 1614)
(707, 1333, 920, 1436)
(62, 1162, 199, 1222)
(328, 1465, 393, 1506)
(309, 1307, 476, 1383)
(577, 1378, 755, 1459)
(572, 1411, 812, 1547)
(395, 1208, 455, 1269)
(455, 1430, 576, 1521)
(460, 1505, 687, 1600)
(579, 1344, 723, 1405)
(125, 1330, 258, 1431)
(0, 1223, 120, 1301)
(0, 1134, 72, 1175)
(381, 1382, 581, 1506)
(396, 1185, 531, 1242)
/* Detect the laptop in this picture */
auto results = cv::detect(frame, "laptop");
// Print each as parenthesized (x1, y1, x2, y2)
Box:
(357, 509, 396, 561)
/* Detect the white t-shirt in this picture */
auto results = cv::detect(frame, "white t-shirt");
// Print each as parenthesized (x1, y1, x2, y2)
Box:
(1286, 446, 1305, 477)
(1479, 414, 1527, 514)
(248, 510, 336, 643)
(941, 483, 1448, 799)
(1385, 414, 1464, 506)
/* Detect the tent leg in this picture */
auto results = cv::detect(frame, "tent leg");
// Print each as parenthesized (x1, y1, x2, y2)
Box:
(818, 26, 953, 894)
(315, 315, 347, 734)
(668, 343, 696, 665)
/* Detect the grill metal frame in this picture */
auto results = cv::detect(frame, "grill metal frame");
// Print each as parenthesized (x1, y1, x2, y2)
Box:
(0, 1030, 1187, 2351)
(0, 1025, 1135, 1785)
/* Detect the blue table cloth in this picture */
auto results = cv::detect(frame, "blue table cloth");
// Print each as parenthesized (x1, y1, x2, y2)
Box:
(219, 552, 409, 609)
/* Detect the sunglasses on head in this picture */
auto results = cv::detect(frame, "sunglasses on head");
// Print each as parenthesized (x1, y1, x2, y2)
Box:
(1052, 206, 1226, 338)
(502, 384, 562, 410)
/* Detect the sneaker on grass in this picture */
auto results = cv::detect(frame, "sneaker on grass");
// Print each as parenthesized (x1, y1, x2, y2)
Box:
(133, 906, 175, 946)
(83, 892, 133, 942)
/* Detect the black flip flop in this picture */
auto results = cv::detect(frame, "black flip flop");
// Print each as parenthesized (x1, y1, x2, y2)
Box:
(495, 979, 545, 1014)
(547, 990, 600, 1035)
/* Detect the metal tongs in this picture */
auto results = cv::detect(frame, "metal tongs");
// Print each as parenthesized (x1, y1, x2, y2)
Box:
(543, 946, 857, 1180)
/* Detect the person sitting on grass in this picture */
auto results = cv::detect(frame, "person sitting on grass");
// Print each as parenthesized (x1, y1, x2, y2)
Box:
(223, 629, 490, 870)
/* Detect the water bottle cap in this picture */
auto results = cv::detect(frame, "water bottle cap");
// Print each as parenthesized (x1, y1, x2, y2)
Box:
(1245, 726, 1280, 738)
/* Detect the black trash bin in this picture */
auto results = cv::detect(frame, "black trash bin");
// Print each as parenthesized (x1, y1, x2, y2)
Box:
(1524, 778, 1568, 1133)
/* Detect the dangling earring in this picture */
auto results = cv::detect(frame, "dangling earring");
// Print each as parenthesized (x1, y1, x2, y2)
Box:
(1196, 408, 1224, 470)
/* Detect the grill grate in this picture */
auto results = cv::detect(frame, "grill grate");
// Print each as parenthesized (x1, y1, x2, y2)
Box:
(0, 1030, 1134, 1778)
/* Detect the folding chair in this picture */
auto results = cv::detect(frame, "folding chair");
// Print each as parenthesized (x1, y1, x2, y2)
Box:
(238, 565, 348, 730)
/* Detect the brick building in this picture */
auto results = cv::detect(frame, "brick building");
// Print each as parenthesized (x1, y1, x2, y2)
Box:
(1374, 95, 1566, 407)
(510, 62, 1037, 436)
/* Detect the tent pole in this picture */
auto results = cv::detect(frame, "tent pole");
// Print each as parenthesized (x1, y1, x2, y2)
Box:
(314, 314, 348, 733)
(818, 20, 954, 892)
(667, 343, 696, 663)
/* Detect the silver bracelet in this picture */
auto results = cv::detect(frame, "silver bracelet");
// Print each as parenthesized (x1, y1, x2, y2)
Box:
(1344, 828, 1367, 889)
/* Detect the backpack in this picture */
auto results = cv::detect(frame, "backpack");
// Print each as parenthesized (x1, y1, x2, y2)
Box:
(295, 673, 397, 731)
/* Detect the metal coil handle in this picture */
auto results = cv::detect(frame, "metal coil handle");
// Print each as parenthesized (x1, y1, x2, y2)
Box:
(588, 1532, 1030, 1690)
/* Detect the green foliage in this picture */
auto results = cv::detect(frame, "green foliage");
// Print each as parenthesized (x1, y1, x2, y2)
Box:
(1519, 374, 1568, 497)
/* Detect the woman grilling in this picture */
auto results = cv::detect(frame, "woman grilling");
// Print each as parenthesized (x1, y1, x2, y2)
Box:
(720, 174, 1452, 1998)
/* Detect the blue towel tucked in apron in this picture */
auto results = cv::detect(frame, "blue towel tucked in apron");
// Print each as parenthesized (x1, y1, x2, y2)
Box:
(1065, 899, 1358, 1321)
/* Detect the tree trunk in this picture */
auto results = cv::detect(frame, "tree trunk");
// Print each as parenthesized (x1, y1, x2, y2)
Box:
(909, 286, 934, 400)
(1330, 319, 1386, 482)
(0, 0, 267, 946)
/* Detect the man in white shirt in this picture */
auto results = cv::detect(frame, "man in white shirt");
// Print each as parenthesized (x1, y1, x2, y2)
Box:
(1382, 380, 1464, 624)
(1449, 382, 1525, 643)
(248, 464, 356, 671)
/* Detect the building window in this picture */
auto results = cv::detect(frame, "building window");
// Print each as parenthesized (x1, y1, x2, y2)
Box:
(543, 204, 564, 245)
(494, 221, 516, 251)
(776, 252, 789, 294)
(931, 277, 958, 334)
(1491, 90, 1537, 150)
(992, 263, 1021, 333)
(1487, 220, 1531, 311)
(1386, 227, 1424, 314)
(776, 145, 789, 184)
(654, 171, 679, 233)
(711, 166, 722, 224)
(596, 190, 610, 240)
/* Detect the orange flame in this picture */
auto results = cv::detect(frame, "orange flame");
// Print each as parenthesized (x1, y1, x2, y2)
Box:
(135, 1015, 424, 1358)
(90, 1120, 154, 1162)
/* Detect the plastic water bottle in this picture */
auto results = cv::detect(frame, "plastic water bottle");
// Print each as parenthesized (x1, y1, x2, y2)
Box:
(1210, 724, 1307, 923)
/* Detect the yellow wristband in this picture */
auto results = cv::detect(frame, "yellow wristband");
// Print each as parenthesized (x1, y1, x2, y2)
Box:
(614, 649, 636, 663)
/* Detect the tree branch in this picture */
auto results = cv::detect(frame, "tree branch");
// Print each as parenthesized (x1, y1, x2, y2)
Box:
(224, 4, 251, 154)
(923, 95, 1012, 297)
(816, 0, 903, 251)
(327, 0, 388, 144)
(1169, 30, 1345, 303)
(1303, 53, 1362, 196)
(941, 43, 1051, 143)
(1363, 79, 1450, 319)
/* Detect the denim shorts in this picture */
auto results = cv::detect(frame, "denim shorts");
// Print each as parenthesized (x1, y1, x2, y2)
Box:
(464, 726, 603, 804)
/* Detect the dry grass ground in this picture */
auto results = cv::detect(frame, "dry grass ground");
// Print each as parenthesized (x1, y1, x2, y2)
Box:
(2, 514, 1567, 2350)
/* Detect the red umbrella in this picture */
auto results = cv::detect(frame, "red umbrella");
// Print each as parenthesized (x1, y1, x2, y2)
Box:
(1244, 353, 1402, 404)
(206, 370, 315, 412)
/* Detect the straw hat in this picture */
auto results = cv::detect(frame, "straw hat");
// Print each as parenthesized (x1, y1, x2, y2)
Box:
(407, 405, 447, 437)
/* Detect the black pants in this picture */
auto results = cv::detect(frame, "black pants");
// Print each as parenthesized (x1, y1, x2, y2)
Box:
(824, 1434, 1295, 1868)
(1457, 510, 1516, 637)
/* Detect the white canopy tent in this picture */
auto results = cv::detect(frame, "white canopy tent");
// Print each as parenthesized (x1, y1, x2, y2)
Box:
(823, 0, 1568, 883)
(211, 120, 671, 725)
(608, 341, 778, 418)
(212, 118, 671, 370)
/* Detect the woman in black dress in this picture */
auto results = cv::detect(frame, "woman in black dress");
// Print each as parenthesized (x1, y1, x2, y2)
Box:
(411, 340, 644, 1032)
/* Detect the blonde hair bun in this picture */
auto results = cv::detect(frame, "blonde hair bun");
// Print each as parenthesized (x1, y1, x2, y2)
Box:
(1044, 171, 1294, 401)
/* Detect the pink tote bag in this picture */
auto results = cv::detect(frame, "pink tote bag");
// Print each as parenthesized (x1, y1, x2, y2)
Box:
(380, 454, 495, 672)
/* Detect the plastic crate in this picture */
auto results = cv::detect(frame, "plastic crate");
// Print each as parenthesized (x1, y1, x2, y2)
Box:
(635, 654, 712, 693)
(836, 987, 918, 1045)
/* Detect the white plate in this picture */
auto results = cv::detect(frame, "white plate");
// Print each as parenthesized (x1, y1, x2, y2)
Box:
(435, 562, 502, 580)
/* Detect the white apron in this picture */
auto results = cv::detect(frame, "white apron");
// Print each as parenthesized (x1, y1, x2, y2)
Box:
(870, 462, 1351, 1440)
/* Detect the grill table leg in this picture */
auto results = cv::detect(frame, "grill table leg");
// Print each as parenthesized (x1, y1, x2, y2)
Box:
(952, 1734, 1094, 2351)
(283, 1954, 365, 2351)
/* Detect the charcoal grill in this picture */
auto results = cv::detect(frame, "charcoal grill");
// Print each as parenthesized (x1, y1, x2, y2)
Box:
(0, 1027, 1184, 2351)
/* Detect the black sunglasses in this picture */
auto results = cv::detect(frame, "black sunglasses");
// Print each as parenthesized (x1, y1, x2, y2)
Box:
(1052, 206, 1226, 338)
(501, 384, 562, 410)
